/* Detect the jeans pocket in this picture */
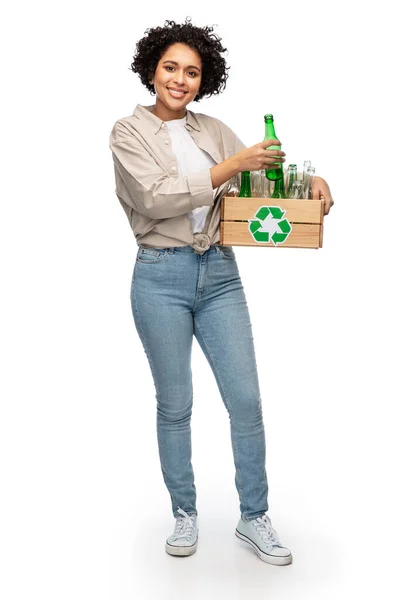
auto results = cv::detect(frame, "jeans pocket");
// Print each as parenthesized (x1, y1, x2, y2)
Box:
(136, 247, 166, 264)
(217, 245, 235, 260)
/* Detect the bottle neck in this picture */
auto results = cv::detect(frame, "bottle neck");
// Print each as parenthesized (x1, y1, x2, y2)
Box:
(239, 171, 252, 197)
(264, 120, 278, 140)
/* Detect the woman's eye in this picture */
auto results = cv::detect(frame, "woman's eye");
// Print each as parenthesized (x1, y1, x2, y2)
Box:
(164, 66, 197, 77)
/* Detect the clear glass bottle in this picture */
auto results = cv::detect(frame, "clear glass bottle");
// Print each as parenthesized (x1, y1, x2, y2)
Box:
(251, 170, 262, 197)
(261, 170, 273, 198)
(226, 174, 240, 197)
(302, 160, 311, 190)
(286, 164, 298, 196)
(290, 180, 304, 199)
(304, 166, 315, 199)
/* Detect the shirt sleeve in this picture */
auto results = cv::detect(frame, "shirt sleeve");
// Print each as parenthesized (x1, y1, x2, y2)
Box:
(109, 127, 215, 220)
(234, 135, 247, 153)
(209, 116, 247, 156)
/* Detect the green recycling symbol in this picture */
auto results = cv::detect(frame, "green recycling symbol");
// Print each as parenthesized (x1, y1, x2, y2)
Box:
(248, 206, 292, 246)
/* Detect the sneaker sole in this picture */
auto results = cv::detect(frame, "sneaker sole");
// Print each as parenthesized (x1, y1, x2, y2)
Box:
(165, 540, 197, 557)
(235, 529, 292, 566)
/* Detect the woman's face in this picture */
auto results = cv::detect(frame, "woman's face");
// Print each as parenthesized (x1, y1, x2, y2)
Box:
(149, 43, 202, 120)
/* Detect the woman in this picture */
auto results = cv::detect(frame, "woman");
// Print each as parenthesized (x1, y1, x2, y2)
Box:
(109, 17, 333, 566)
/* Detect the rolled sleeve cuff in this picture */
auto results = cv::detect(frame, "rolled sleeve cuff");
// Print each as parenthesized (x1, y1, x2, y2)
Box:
(187, 170, 214, 209)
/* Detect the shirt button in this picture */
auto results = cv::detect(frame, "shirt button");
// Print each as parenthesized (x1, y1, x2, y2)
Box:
(172, 167, 176, 171)
(161, 123, 165, 128)
(165, 140, 169, 145)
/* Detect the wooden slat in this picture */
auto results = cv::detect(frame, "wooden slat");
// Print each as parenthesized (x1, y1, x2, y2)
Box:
(220, 222, 321, 249)
(221, 197, 324, 224)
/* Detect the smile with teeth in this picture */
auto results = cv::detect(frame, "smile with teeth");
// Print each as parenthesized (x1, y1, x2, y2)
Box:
(167, 88, 187, 98)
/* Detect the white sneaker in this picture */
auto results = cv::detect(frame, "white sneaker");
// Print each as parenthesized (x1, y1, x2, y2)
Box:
(235, 514, 292, 565)
(165, 507, 198, 557)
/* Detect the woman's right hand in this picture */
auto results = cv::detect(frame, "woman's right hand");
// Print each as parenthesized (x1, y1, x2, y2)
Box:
(234, 140, 286, 173)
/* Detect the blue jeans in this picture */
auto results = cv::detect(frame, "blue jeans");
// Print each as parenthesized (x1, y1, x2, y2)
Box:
(130, 244, 269, 522)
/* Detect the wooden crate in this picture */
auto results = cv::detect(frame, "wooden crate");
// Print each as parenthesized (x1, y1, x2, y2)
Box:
(220, 197, 325, 249)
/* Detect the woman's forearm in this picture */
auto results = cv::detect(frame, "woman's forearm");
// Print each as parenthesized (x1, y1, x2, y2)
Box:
(210, 156, 240, 189)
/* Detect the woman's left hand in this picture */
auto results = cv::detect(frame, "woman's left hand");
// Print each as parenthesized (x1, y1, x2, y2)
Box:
(312, 176, 334, 215)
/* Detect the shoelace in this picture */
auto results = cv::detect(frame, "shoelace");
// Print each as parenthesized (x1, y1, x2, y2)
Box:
(172, 507, 197, 541)
(253, 515, 282, 548)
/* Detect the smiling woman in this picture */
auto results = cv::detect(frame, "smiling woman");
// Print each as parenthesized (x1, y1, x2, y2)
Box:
(130, 17, 229, 120)
(109, 16, 294, 566)
(146, 43, 202, 120)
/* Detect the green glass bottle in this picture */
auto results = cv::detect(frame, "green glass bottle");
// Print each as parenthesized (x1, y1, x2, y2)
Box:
(271, 177, 284, 199)
(238, 171, 252, 197)
(264, 114, 284, 197)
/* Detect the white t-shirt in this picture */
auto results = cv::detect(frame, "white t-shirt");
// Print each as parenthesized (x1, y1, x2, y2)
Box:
(165, 115, 217, 234)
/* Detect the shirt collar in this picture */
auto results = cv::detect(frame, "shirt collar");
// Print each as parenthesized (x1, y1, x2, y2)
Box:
(133, 103, 201, 134)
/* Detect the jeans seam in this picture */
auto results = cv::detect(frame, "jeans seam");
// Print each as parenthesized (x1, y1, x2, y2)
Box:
(131, 282, 157, 386)
(193, 316, 244, 501)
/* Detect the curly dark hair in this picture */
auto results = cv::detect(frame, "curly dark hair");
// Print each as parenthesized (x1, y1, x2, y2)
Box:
(129, 17, 230, 102)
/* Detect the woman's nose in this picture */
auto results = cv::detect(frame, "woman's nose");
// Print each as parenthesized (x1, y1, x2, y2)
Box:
(173, 72, 185, 84)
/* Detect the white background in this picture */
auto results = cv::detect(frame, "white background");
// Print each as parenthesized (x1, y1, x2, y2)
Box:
(1, 1, 412, 598)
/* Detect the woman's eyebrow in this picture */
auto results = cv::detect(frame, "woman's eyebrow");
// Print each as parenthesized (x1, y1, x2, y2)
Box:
(162, 60, 201, 72)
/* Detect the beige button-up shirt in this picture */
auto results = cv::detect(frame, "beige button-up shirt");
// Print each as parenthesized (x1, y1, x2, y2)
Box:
(109, 103, 246, 254)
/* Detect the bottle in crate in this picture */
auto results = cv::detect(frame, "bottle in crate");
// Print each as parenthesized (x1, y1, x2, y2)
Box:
(302, 160, 311, 194)
(238, 171, 252, 197)
(226, 174, 240, 197)
(286, 164, 298, 197)
(304, 166, 316, 199)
